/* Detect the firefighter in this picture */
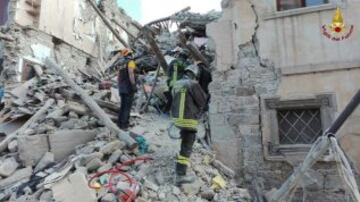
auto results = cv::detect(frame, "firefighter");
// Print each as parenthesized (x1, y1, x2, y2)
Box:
(171, 64, 208, 185)
(164, 48, 190, 112)
(117, 49, 137, 130)
(196, 61, 212, 111)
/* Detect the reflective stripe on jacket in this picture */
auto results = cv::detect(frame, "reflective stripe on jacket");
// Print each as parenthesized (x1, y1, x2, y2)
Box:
(171, 77, 207, 130)
(167, 59, 185, 88)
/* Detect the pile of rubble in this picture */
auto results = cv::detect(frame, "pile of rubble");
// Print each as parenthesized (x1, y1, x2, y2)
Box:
(0, 68, 251, 201)
(0, 56, 251, 202)
(0, 2, 254, 201)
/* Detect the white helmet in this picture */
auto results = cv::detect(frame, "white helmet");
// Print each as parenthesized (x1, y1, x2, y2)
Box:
(185, 64, 199, 78)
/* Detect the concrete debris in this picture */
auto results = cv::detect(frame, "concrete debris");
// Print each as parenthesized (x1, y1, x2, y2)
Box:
(49, 129, 98, 161)
(0, 1, 254, 201)
(51, 171, 97, 202)
(101, 193, 116, 202)
(182, 178, 205, 196)
(39, 190, 53, 201)
(34, 152, 55, 173)
(18, 134, 49, 167)
(99, 140, 126, 155)
(107, 149, 123, 165)
(80, 152, 104, 166)
(85, 157, 103, 172)
(211, 159, 236, 178)
(7, 140, 18, 153)
(0, 167, 32, 189)
(0, 157, 19, 177)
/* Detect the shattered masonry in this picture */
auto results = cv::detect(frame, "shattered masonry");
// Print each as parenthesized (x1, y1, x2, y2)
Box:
(207, 0, 360, 201)
(0, 0, 252, 201)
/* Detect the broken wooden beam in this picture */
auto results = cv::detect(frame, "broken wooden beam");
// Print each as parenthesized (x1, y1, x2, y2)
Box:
(178, 31, 210, 67)
(143, 27, 168, 73)
(95, 99, 120, 111)
(186, 41, 210, 67)
(0, 99, 55, 153)
(85, 0, 129, 48)
(140, 65, 161, 113)
(45, 59, 137, 148)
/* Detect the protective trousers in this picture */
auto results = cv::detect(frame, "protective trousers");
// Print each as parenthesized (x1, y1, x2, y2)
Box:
(118, 93, 134, 129)
(176, 129, 196, 176)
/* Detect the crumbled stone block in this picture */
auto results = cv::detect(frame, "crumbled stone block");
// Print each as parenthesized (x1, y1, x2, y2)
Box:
(49, 130, 97, 161)
(18, 134, 49, 166)
(0, 157, 19, 177)
(52, 171, 97, 202)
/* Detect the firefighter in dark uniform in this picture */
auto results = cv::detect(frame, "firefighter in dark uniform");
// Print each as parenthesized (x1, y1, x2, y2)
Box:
(164, 48, 189, 112)
(196, 61, 212, 111)
(117, 49, 137, 130)
(171, 64, 208, 185)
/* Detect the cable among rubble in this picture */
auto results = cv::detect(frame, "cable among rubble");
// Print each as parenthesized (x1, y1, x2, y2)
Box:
(88, 156, 153, 202)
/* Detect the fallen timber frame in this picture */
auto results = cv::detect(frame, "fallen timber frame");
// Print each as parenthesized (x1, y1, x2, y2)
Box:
(143, 27, 169, 73)
(45, 58, 137, 148)
(270, 89, 360, 201)
(177, 31, 210, 67)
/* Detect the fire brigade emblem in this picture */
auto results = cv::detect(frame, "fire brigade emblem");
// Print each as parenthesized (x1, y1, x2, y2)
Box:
(322, 7, 354, 41)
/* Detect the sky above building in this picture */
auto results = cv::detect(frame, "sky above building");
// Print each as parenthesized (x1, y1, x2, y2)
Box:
(117, 0, 221, 24)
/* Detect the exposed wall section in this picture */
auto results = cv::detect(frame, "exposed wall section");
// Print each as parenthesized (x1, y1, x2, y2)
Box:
(1, 0, 139, 85)
(207, 0, 359, 200)
(13, 0, 139, 58)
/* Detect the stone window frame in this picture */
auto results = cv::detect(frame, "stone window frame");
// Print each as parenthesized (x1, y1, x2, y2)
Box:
(261, 93, 336, 161)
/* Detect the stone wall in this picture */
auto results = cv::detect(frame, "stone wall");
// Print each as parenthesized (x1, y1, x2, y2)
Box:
(0, 0, 139, 84)
(207, 0, 358, 200)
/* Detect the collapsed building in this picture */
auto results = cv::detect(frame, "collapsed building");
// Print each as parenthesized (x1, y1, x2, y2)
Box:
(207, 0, 360, 201)
(0, 0, 254, 202)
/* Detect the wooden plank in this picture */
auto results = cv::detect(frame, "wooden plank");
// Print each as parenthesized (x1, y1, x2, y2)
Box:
(178, 31, 210, 67)
(143, 28, 168, 73)
(45, 59, 136, 148)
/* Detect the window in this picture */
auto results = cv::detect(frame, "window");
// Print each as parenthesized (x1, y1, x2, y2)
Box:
(277, 0, 329, 11)
(18, 57, 44, 82)
(262, 94, 336, 161)
(277, 108, 322, 144)
(0, 0, 10, 26)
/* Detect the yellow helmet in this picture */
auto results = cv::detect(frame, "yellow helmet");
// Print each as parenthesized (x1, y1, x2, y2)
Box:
(128, 60, 137, 70)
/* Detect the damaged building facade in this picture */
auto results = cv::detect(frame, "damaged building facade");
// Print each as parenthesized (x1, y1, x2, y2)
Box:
(0, 0, 139, 85)
(207, 0, 360, 200)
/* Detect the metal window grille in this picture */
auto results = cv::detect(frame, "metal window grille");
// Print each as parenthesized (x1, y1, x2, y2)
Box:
(277, 108, 322, 144)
